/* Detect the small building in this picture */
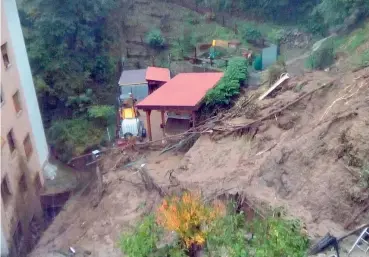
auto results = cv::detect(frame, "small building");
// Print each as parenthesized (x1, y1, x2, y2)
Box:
(262, 44, 278, 70)
(136, 72, 223, 141)
(145, 66, 171, 94)
(118, 69, 148, 101)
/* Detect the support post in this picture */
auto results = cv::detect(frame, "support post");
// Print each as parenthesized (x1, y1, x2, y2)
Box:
(161, 110, 166, 136)
(192, 111, 196, 128)
(145, 110, 152, 141)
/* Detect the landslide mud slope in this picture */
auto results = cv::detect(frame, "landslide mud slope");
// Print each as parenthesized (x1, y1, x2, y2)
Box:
(174, 68, 369, 237)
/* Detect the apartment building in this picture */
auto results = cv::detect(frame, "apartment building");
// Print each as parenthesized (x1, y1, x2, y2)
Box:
(1, 0, 49, 256)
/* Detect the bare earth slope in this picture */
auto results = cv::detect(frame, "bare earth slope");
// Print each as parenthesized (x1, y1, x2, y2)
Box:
(174, 68, 369, 237)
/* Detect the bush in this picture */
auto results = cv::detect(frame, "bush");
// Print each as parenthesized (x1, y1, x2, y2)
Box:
(248, 216, 309, 257)
(157, 192, 225, 249)
(146, 29, 165, 49)
(88, 105, 115, 127)
(267, 62, 287, 86)
(267, 29, 286, 44)
(242, 26, 263, 45)
(119, 215, 162, 257)
(206, 206, 248, 257)
(205, 57, 248, 107)
(305, 41, 335, 70)
(47, 118, 105, 162)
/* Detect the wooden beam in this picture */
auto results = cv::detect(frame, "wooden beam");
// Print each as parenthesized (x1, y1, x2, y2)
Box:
(145, 110, 152, 141)
(161, 110, 166, 136)
(192, 111, 196, 128)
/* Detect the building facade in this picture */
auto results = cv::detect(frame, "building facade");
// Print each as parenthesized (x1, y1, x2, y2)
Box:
(1, 0, 49, 256)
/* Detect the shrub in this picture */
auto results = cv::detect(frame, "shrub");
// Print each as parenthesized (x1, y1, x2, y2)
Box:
(267, 29, 286, 44)
(119, 215, 162, 257)
(206, 206, 248, 257)
(156, 192, 225, 249)
(206, 57, 248, 107)
(267, 62, 287, 86)
(305, 41, 335, 70)
(88, 105, 115, 127)
(47, 118, 105, 162)
(146, 29, 165, 49)
(248, 216, 309, 257)
(243, 26, 263, 45)
(253, 55, 263, 71)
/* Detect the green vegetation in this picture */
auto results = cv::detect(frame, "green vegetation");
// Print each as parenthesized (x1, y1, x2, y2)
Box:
(146, 29, 166, 49)
(119, 194, 309, 257)
(88, 105, 115, 127)
(205, 57, 248, 106)
(19, 0, 121, 160)
(242, 26, 263, 45)
(267, 60, 287, 85)
(119, 215, 163, 257)
(305, 40, 335, 70)
(48, 118, 106, 162)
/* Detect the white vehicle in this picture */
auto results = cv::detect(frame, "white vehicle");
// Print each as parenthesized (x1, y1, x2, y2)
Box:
(120, 118, 146, 139)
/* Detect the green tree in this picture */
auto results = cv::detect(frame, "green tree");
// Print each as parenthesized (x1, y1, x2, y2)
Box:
(315, 0, 369, 30)
(20, 0, 118, 118)
(146, 29, 165, 49)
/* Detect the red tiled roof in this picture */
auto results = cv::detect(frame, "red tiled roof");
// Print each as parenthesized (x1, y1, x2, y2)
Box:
(136, 73, 223, 111)
(145, 67, 171, 82)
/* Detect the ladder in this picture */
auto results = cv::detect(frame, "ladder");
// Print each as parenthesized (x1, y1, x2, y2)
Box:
(348, 227, 369, 256)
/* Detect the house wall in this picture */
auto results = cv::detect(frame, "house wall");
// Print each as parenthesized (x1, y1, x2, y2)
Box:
(1, 0, 48, 255)
(2, 0, 49, 167)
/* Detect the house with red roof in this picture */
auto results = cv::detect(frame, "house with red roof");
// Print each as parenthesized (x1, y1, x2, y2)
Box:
(136, 72, 223, 140)
(146, 66, 171, 94)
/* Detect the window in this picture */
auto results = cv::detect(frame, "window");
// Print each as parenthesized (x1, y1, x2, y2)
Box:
(12, 91, 22, 114)
(23, 134, 33, 160)
(1, 175, 12, 207)
(19, 173, 28, 193)
(7, 129, 16, 153)
(1, 43, 11, 69)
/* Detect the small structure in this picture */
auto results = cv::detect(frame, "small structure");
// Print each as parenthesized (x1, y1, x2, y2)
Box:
(146, 66, 171, 94)
(136, 73, 223, 141)
(118, 69, 148, 101)
(262, 44, 278, 70)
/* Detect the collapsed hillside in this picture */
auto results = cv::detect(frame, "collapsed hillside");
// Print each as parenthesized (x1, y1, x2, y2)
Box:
(173, 67, 369, 237)
(30, 66, 369, 257)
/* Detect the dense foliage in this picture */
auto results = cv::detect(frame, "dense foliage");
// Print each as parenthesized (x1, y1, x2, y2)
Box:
(47, 118, 106, 162)
(146, 29, 166, 49)
(119, 215, 163, 257)
(120, 193, 309, 257)
(195, 0, 369, 34)
(19, 0, 121, 159)
(205, 57, 248, 106)
(305, 40, 335, 70)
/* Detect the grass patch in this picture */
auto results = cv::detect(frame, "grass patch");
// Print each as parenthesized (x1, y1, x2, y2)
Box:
(334, 21, 369, 53)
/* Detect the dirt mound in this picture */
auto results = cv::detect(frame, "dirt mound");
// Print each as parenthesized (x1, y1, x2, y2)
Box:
(174, 68, 369, 238)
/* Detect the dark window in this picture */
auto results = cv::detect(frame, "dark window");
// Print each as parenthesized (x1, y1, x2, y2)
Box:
(1, 43, 11, 68)
(12, 90, 22, 114)
(7, 129, 16, 153)
(23, 134, 33, 160)
(19, 173, 27, 193)
(1, 176, 12, 207)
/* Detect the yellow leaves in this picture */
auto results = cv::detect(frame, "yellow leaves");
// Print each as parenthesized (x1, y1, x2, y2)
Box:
(156, 192, 225, 249)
